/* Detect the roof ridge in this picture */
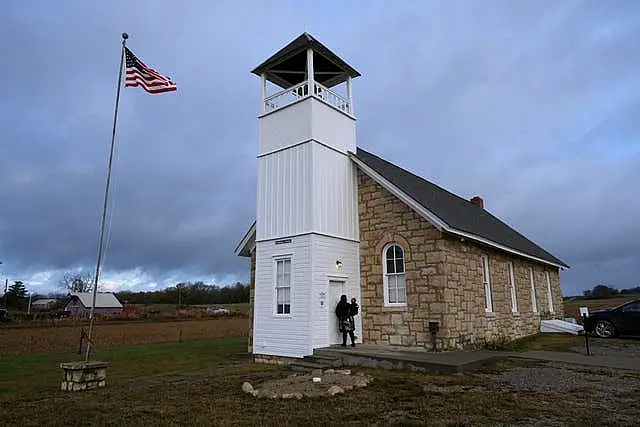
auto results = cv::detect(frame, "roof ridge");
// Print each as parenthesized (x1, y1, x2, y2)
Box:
(355, 147, 481, 207)
(353, 146, 568, 268)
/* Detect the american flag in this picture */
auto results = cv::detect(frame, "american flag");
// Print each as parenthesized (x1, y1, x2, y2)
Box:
(124, 47, 176, 94)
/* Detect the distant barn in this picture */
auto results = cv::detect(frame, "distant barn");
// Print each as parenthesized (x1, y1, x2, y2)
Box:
(31, 298, 57, 310)
(65, 292, 123, 317)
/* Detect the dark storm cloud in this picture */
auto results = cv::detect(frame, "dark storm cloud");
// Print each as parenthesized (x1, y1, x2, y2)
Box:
(1, 1, 638, 295)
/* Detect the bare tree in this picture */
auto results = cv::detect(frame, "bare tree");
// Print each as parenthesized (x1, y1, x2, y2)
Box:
(60, 272, 95, 293)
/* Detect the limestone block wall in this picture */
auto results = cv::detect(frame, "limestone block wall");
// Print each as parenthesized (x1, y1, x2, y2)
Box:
(440, 235, 563, 348)
(357, 169, 446, 348)
(357, 169, 564, 350)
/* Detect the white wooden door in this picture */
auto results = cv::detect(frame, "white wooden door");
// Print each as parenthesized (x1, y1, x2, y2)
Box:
(328, 280, 346, 344)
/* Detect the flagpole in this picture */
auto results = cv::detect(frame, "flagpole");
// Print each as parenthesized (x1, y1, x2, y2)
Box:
(85, 33, 128, 361)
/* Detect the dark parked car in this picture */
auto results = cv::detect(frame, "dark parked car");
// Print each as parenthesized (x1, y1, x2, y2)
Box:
(584, 299, 640, 338)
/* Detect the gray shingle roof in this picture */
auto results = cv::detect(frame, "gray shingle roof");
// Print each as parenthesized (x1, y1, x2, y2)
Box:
(251, 32, 360, 89)
(353, 147, 568, 268)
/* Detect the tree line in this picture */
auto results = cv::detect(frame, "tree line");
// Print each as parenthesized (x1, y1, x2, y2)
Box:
(582, 284, 640, 299)
(1, 272, 250, 310)
(115, 281, 250, 306)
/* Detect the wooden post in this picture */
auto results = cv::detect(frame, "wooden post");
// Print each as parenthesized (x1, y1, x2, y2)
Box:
(261, 74, 266, 114)
(307, 48, 314, 95)
(582, 314, 591, 356)
(347, 76, 353, 115)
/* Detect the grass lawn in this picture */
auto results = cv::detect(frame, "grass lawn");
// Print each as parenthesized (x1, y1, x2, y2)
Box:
(1, 337, 636, 426)
(506, 332, 587, 352)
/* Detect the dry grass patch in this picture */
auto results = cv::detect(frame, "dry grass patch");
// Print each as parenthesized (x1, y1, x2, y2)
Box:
(0, 318, 249, 356)
(564, 295, 640, 319)
(2, 338, 639, 426)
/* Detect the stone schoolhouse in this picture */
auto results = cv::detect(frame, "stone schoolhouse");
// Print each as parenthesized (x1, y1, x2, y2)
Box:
(235, 33, 568, 360)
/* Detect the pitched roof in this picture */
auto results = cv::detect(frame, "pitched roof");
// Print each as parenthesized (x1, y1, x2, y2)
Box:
(351, 147, 569, 268)
(251, 32, 360, 89)
(235, 221, 256, 257)
(69, 292, 123, 308)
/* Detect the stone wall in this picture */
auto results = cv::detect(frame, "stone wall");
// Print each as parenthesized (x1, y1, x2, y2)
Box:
(357, 169, 446, 348)
(357, 169, 564, 350)
(253, 353, 294, 365)
(440, 235, 563, 348)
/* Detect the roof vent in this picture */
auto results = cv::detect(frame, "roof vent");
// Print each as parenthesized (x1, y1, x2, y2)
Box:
(470, 196, 484, 208)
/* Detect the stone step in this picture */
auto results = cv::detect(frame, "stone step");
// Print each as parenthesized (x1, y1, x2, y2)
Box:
(309, 353, 340, 361)
(305, 355, 342, 367)
(313, 348, 346, 358)
(288, 360, 331, 372)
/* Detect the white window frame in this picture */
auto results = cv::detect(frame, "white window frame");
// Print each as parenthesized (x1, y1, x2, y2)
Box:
(545, 271, 554, 313)
(274, 256, 292, 316)
(382, 243, 407, 306)
(481, 255, 493, 312)
(508, 261, 517, 313)
(530, 267, 538, 313)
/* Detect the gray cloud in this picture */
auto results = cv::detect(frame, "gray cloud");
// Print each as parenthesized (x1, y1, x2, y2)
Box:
(1, 1, 638, 295)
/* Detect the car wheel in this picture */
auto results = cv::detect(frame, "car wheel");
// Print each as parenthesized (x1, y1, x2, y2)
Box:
(594, 320, 616, 338)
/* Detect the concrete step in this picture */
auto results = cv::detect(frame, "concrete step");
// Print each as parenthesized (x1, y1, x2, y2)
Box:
(313, 348, 347, 358)
(305, 354, 342, 367)
(288, 360, 331, 372)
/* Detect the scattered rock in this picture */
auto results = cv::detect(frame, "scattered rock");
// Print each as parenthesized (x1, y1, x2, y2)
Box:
(328, 385, 344, 395)
(242, 382, 254, 393)
(311, 369, 324, 377)
(354, 378, 368, 388)
(246, 370, 372, 398)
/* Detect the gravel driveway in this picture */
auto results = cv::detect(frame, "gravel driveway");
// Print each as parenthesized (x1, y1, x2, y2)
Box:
(570, 337, 640, 357)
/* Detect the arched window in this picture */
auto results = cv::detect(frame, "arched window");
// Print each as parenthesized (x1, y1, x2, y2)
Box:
(383, 243, 406, 305)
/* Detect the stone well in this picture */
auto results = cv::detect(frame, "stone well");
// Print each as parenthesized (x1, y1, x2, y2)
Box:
(60, 361, 109, 392)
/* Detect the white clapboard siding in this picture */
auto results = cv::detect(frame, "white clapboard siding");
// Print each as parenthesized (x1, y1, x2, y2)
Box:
(256, 142, 359, 242)
(310, 99, 356, 153)
(310, 234, 361, 349)
(256, 143, 313, 241)
(252, 237, 313, 357)
(259, 99, 313, 156)
(254, 83, 360, 358)
(312, 143, 359, 241)
(259, 97, 355, 157)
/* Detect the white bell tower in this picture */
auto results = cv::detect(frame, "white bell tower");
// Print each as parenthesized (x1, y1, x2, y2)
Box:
(250, 33, 362, 358)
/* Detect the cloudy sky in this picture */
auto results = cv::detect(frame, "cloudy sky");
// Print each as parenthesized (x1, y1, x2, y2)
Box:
(1, 1, 638, 296)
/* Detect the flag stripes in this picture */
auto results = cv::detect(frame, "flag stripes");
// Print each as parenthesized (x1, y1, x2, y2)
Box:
(124, 47, 176, 94)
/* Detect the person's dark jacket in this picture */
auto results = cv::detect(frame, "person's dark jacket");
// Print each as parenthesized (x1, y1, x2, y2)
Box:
(335, 300, 350, 319)
(349, 302, 359, 317)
